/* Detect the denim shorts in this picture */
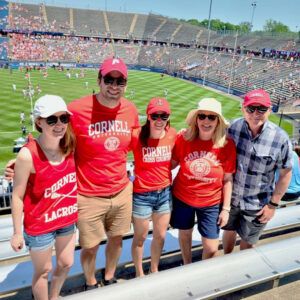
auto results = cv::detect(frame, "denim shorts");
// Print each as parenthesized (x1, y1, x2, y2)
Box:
(24, 224, 76, 251)
(170, 196, 220, 239)
(133, 186, 172, 219)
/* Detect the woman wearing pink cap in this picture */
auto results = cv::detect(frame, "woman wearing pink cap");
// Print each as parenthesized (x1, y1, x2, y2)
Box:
(10, 95, 77, 300)
(171, 98, 236, 263)
(130, 97, 177, 277)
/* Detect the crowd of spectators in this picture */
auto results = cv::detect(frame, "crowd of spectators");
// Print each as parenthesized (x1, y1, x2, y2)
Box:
(2, 32, 299, 106)
(0, 2, 299, 106)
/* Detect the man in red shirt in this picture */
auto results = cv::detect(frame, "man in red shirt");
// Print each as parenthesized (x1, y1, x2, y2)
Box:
(5, 58, 139, 289)
(68, 57, 140, 289)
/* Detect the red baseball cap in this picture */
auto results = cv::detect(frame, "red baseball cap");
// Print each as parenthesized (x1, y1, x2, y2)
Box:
(99, 57, 128, 78)
(243, 89, 271, 107)
(146, 98, 171, 115)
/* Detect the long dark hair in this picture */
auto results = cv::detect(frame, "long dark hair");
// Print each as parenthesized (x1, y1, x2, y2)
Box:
(139, 119, 170, 147)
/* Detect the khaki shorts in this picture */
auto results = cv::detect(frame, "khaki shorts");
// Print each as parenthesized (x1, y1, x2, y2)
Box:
(77, 182, 133, 249)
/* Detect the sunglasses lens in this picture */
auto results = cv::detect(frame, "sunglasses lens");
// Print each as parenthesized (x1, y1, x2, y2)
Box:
(46, 115, 58, 126)
(198, 114, 206, 120)
(208, 115, 217, 121)
(246, 106, 255, 113)
(160, 114, 169, 121)
(116, 78, 127, 86)
(257, 107, 268, 113)
(103, 77, 114, 85)
(59, 114, 70, 124)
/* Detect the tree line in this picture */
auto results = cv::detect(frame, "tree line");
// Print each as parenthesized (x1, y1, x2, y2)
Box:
(179, 18, 297, 34)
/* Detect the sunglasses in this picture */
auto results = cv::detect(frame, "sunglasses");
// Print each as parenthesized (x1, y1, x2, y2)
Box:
(198, 114, 218, 121)
(103, 75, 127, 87)
(245, 105, 269, 114)
(150, 113, 170, 121)
(45, 114, 70, 126)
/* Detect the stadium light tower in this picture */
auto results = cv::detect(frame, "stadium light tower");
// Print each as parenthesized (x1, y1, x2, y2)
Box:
(250, 1, 257, 31)
(202, 0, 213, 86)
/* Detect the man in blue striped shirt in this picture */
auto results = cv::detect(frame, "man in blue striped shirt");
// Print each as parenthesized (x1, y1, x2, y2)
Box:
(222, 89, 292, 253)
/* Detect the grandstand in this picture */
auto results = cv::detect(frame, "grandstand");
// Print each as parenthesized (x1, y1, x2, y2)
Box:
(0, 1, 297, 109)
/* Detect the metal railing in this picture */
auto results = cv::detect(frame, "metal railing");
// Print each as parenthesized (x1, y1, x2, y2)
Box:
(0, 176, 12, 211)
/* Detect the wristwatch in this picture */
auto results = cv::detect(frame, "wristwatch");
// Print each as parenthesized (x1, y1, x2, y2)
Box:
(268, 200, 279, 209)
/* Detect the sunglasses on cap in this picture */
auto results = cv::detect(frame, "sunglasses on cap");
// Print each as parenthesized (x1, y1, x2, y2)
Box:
(103, 75, 127, 87)
(44, 114, 70, 126)
(150, 113, 170, 121)
(245, 105, 269, 114)
(198, 114, 218, 121)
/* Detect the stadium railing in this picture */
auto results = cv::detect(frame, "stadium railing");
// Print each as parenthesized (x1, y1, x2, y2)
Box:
(0, 204, 300, 295)
(62, 235, 300, 300)
(0, 176, 12, 211)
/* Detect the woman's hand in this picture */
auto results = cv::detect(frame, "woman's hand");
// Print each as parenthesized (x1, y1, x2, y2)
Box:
(218, 209, 230, 228)
(10, 233, 24, 252)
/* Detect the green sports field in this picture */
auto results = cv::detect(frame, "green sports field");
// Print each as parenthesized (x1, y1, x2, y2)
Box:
(0, 67, 293, 172)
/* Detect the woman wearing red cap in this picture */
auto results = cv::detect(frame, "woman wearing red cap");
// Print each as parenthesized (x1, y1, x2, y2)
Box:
(130, 97, 177, 277)
(171, 98, 236, 263)
(10, 95, 77, 300)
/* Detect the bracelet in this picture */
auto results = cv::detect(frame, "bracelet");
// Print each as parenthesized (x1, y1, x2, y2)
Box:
(222, 207, 231, 212)
(269, 200, 279, 207)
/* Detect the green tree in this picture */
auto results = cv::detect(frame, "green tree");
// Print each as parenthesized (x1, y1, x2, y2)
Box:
(263, 19, 290, 33)
(186, 19, 201, 27)
(238, 22, 251, 33)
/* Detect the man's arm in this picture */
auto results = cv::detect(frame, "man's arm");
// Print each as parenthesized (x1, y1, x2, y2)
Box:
(270, 168, 292, 205)
(258, 168, 292, 223)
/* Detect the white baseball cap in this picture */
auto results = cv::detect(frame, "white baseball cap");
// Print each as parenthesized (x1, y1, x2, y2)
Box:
(185, 98, 229, 127)
(33, 95, 72, 120)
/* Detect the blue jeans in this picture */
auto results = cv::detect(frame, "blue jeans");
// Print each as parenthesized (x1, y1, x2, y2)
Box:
(24, 224, 76, 251)
(133, 186, 172, 219)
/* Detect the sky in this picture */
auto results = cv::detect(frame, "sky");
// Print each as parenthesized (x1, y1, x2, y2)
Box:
(8, 0, 300, 32)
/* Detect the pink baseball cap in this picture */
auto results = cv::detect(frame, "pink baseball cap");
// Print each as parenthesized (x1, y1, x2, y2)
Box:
(243, 89, 271, 107)
(146, 98, 171, 115)
(99, 57, 128, 78)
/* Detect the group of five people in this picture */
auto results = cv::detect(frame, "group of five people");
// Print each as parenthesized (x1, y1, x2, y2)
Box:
(7, 57, 292, 300)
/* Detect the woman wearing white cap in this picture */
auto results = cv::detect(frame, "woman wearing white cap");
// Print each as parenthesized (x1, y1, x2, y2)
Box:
(10, 95, 77, 300)
(170, 98, 236, 263)
(130, 97, 177, 276)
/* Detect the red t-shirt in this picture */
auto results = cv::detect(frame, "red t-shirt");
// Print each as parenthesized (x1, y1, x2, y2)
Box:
(172, 135, 236, 208)
(131, 127, 177, 193)
(69, 95, 139, 196)
(23, 140, 78, 235)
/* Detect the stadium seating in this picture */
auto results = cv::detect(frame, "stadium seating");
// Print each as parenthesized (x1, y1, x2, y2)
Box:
(45, 5, 70, 33)
(62, 235, 300, 300)
(0, 37, 8, 60)
(0, 204, 299, 295)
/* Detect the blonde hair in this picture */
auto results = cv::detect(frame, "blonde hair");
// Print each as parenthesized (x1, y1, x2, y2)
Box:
(184, 113, 227, 148)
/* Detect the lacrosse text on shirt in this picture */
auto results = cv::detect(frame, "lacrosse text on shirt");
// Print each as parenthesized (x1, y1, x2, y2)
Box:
(44, 172, 77, 198)
(45, 203, 78, 223)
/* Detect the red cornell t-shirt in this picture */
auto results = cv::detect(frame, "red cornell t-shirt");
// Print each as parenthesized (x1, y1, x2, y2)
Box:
(23, 140, 78, 235)
(131, 127, 177, 193)
(69, 95, 139, 196)
(172, 135, 236, 208)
